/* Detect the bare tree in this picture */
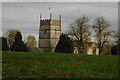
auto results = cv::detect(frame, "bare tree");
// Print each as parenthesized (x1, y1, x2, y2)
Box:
(112, 31, 119, 45)
(68, 16, 91, 54)
(93, 17, 112, 55)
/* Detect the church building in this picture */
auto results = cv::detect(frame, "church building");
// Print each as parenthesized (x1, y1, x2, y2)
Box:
(38, 13, 61, 52)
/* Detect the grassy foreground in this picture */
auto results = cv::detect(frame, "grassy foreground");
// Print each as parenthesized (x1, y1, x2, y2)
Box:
(2, 51, 118, 78)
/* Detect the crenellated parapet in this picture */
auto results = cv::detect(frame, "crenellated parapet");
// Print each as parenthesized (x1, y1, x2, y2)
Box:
(41, 19, 50, 21)
(40, 19, 50, 26)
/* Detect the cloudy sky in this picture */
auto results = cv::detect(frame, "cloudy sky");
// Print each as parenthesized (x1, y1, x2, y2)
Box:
(2, 2, 118, 45)
(1, 0, 119, 2)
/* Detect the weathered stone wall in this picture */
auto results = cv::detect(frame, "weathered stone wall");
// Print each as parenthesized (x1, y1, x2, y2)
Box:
(50, 31, 61, 39)
(50, 39, 60, 48)
(39, 30, 50, 38)
(40, 25, 50, 31)
(39, 18, 61, 52)
(51, 20, 61, 26)
(39, 39, 50, 48)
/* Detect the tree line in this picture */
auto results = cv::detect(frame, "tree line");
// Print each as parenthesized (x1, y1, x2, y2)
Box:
(56, 16, 119, 55)
(1, 16, 119, 55)
(1, 29, 36, 52)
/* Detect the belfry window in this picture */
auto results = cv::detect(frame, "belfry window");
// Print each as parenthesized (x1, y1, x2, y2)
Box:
(44, 29, 47, 34)
(55, 29, 57, 34)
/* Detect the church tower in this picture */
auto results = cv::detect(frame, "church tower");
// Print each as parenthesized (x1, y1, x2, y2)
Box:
(39, 14, 61, 52)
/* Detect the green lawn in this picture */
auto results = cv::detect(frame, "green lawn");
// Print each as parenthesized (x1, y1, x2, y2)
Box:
(2, 51, 119, 78)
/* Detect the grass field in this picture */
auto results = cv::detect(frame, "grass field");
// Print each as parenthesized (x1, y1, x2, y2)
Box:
(2, 51, 119, 78)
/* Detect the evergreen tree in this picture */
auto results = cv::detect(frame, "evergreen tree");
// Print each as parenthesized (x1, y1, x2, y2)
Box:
(111, 44, 120, 55)
(55, 33, 73, 53)
(11, 32, 28, 52)
(1, 37, 9, 51)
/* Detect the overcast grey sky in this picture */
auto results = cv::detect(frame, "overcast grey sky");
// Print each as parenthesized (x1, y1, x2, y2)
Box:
(1, 0, 119, 2)
(2, 2, 118, 44)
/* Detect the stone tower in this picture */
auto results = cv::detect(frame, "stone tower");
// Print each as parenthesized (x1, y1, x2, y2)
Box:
(39, 13, 61, 52)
